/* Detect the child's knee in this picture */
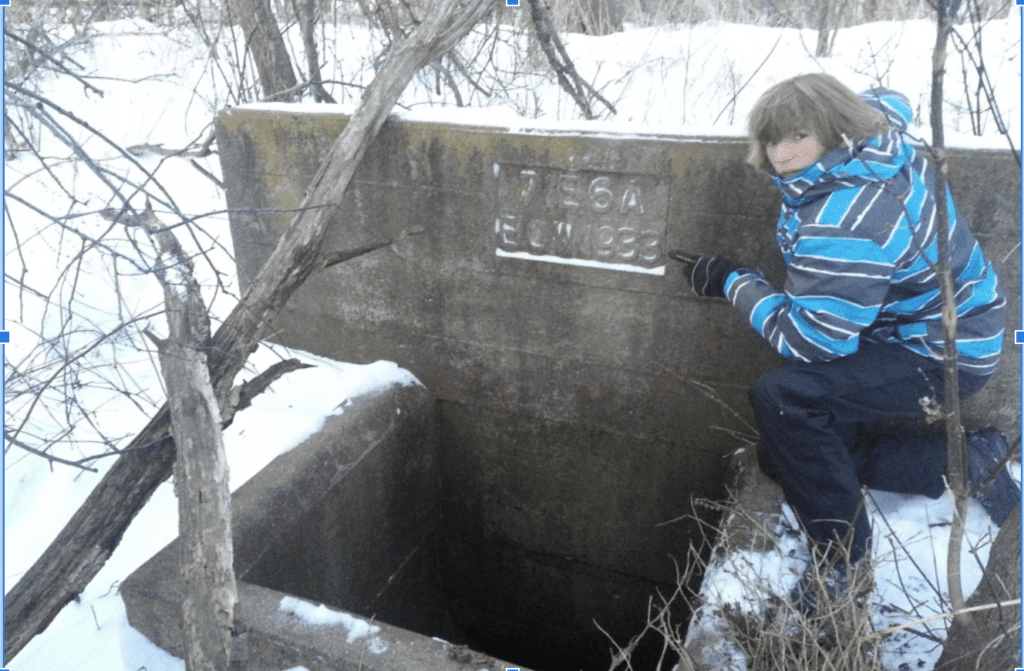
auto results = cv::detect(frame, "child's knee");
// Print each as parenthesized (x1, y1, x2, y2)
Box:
(749, 368, 787, 411)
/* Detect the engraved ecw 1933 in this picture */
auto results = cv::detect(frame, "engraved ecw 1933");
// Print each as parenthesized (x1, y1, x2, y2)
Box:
(494, 164, 668, 274)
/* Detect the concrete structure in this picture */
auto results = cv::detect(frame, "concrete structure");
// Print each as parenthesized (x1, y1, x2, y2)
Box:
(131, 107, 1018, 669)
(122, 381, 529, 671)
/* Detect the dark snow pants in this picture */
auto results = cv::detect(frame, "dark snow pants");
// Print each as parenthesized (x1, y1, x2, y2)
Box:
(750, 340, 990, 565)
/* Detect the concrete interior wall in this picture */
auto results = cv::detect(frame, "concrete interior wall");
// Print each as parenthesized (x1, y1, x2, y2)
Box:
(214, 105, 1021, 669)
(121, 383, 516, 671)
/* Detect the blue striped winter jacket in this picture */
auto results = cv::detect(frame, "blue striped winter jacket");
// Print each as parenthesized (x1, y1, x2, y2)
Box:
(725, 88, 1005, 375)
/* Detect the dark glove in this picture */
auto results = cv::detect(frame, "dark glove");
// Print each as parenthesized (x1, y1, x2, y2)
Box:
(668, 250, 744, 298)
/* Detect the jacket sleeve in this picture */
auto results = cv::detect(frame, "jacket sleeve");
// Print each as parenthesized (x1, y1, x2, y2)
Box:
(724, 227, 896, 362)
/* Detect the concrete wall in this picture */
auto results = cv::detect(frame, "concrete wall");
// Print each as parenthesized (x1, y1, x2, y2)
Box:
(121, 382, 476, 669)
(215, 105, 1020, 667)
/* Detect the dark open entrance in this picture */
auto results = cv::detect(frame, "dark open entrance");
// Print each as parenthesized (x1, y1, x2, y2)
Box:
(234, 394, 707, 671)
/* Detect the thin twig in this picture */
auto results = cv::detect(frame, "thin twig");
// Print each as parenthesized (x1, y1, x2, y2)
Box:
(3, 432, 99, 472)
(4, 30, 104, 97)
(860, 597, 1023, 641)
(657, 364, 759, 436)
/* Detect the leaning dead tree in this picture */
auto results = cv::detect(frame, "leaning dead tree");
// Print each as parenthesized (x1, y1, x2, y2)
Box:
(137, 201, 242, 670)
(4, 0, 491, 659)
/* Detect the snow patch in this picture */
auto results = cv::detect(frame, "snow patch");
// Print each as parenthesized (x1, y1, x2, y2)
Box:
(496, 248, 666, 275)
(696, 504, 808, 614)
(278, 596, 382, 644)
(222, 344, 423, 489)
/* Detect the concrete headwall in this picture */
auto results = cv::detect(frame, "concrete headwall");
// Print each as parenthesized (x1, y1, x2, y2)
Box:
(122, 381, 530, 671)
(215, 105, 1020, 667)
(121, 383, 443, 660)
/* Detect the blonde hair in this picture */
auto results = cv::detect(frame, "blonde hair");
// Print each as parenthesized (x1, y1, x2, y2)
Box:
(747, 73, 891, 174)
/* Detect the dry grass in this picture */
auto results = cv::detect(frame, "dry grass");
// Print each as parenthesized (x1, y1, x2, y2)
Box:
(602, 488, 887, 671)
(721, 556, 884, 671)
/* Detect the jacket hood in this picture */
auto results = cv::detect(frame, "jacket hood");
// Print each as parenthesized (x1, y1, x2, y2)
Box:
(771, 130, 910, 205)
(770, 88, 915, 206)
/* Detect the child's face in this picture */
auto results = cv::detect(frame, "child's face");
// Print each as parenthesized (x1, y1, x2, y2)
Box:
(766, 130, 825, 178)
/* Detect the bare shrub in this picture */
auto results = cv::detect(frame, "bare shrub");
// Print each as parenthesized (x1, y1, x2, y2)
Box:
(722, 560, 882, 671)
(601, 492, 885, 671)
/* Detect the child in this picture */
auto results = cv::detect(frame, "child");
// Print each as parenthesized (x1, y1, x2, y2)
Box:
(670, 73, 1016, 609)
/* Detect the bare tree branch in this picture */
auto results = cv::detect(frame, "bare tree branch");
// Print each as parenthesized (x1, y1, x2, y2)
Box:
(4, 0, 491, 657)
(525, 0, 616, 120)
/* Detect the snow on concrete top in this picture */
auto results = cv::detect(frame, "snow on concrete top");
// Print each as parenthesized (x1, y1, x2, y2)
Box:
(278, 595, 381, 644)
(226, 101, 1015, 150)
(225, 101, 749, 142)
(223, 343, 423, 491)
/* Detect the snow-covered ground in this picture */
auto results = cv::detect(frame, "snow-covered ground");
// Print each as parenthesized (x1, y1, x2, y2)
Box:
(6, 345, 421, 671)
(3, 10, 1022, 671)
(687, 477, 1008, 670)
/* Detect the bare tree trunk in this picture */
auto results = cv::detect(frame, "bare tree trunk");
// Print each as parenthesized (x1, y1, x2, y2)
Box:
(4, 409, 174, 659)
(228, 0, 298, 99)
(929, 5, 1022, 661)
(928, 0, 972, 630)
(577, 0, 624, 36)
(934, 505, 1021, 669)
(139, 203, 242, 671)
(526, 0, 617, 119)
(863, 0, 879, 23)
(2, 352, 303, 661)
(296, 0, 335, 103)
(815, 0, 830, 57)
(815, 0, 839, 58)
(355, 0, 411, 43)
(3, 0, 489, 660)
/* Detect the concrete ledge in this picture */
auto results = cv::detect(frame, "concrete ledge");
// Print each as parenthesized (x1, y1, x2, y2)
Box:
(218, 581, 523, 671)
(122, 380, 524, 670)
